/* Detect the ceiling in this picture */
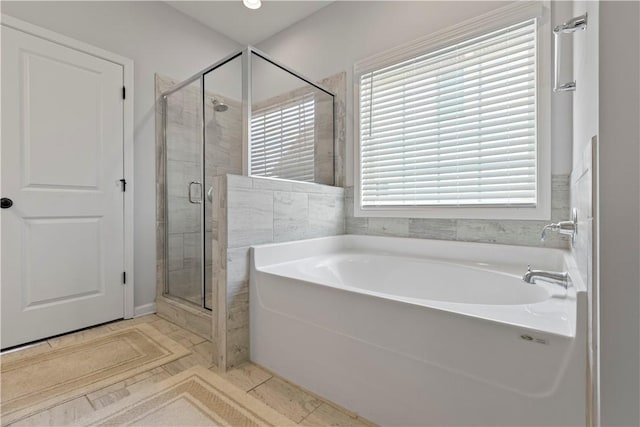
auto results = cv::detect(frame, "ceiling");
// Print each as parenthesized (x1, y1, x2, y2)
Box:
(166, 1, 333, 45)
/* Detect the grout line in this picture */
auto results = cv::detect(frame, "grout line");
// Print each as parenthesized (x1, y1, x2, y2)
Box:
(160, 364, 178, 377)
(244, 375, 273, 394)
(272, 190, 276, 242)
(85, 365, 169, 412)
(262, 367, 363, 422)
(298, 401, 324, 425)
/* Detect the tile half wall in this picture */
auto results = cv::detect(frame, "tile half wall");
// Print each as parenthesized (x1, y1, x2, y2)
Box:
(214, 174, 345, 369)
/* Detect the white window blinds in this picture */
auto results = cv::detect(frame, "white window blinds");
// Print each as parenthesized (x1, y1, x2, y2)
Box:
(359, 19, 538, 208)
(251, 94, 315, 182)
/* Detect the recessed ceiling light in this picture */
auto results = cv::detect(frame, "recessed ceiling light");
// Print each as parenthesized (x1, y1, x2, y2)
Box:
(243, 0, 262, 10)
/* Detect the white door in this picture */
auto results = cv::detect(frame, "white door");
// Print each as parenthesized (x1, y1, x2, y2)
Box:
(1, 26, 125, 349)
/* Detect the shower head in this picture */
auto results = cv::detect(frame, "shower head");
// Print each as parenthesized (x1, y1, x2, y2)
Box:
(211, 98, 228, 112)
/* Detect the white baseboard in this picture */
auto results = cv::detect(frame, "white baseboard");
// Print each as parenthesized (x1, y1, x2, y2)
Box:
(133, 303, 157, 318)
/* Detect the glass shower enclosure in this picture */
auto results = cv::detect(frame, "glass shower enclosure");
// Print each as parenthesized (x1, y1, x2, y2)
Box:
(161, 48, 335, 310)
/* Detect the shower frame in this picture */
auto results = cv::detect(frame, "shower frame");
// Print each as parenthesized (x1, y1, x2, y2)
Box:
(160, 46, 336, 309)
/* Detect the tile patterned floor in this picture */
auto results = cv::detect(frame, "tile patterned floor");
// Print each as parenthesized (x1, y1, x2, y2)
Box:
(3, 315, 375, 427)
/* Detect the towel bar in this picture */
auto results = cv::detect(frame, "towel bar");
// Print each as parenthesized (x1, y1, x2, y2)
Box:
(554, 13, 588, 92)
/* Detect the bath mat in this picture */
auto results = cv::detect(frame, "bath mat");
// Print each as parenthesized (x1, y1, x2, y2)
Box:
(75, 366, 295, 426)
(1, 323, 191, 425)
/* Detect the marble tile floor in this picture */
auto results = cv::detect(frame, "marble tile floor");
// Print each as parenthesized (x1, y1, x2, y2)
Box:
(2, 314, 375, 427)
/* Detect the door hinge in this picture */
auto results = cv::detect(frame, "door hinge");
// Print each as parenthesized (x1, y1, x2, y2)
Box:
(122, 86, 126, 100)
(120, 178, 126, 192)
(122, 271, 127, 285)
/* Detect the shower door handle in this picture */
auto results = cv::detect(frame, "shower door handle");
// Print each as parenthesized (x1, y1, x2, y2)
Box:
(188, 181, 202, 204)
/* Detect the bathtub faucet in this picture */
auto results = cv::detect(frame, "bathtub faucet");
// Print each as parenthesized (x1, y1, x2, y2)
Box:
(522, 265, 571, 289)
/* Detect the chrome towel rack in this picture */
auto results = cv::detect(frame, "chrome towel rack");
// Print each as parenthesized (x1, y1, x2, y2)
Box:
(554, 13, 588, 92)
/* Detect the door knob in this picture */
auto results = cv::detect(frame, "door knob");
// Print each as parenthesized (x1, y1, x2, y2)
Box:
(1, 198, 13, 209)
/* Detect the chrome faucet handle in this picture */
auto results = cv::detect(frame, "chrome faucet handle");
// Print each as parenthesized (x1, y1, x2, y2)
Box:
(540, 209, 578, 246)
(540, 224, 558, 241)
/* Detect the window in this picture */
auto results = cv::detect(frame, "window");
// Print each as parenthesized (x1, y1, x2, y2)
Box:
(250, 94, 315, 182)
(355, 5, 549, 219)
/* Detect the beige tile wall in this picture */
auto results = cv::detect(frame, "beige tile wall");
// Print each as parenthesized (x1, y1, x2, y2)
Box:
(210, 175, 228, 369)
(571, 138, 595, 291)
(319, 72, 346, 187)
(214, 174, 345, 369)
(344, 175, 572, 249)
(571, 136, 597, 422)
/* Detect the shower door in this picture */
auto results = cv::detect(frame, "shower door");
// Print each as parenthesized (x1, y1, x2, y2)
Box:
(164, 80, 205, 307)
(163, 55, 243, 310)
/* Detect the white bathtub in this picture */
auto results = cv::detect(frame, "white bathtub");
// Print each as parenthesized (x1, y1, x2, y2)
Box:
(250, 235, 586, 426)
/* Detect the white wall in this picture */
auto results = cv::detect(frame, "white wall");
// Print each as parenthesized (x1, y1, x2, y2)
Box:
(597, 2, 640, 425)
(257, 1, 573, 187)
(572, 1, 640, 424)
(1, 1, 241, 309)
(572, 1, 598, 168)
(571, 1, 599, 423)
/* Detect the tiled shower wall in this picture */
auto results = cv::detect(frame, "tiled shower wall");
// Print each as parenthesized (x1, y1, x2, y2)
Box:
(203, 94, 242, 308)
(213, 174, 345, 369)
(155, 74, 242, 313)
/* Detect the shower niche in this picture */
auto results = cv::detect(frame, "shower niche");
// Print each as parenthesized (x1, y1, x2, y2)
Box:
(156, 48, 335, 344)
